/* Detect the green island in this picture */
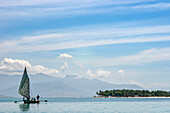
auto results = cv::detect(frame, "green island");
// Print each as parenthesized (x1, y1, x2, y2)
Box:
(95, 89, 170, 98)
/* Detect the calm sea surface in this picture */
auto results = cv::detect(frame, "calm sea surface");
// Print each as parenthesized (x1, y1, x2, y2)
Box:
(0, 97, 170, 113)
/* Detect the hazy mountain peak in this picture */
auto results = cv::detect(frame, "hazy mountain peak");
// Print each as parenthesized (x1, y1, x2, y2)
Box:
(0, 73, 143, 97)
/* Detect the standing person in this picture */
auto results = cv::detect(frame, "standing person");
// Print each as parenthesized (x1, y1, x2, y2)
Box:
(36, 95, 40, 101)
(27, 97, 30, 101)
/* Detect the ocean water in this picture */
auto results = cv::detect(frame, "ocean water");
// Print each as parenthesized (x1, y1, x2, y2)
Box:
(0, 98, 170, 113)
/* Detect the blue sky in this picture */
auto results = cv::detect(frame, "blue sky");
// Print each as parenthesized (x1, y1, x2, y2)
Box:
(0, 0, 170, 90)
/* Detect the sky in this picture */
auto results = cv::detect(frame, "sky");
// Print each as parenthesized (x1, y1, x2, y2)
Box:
(0, 0, 170, 90)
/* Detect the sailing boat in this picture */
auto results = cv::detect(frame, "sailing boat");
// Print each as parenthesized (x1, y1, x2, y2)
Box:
(16, 67, 47, 103)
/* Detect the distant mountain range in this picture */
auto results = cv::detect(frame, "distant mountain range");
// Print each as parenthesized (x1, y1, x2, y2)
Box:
(0, 73, 143, 97)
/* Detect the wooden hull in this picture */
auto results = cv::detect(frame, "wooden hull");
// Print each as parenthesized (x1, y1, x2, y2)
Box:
(24, 100, 39, 104)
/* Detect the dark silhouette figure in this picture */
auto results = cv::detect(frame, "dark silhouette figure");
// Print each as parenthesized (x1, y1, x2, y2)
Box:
(36, 95, 40, 101)
(27, 98, 30, 101)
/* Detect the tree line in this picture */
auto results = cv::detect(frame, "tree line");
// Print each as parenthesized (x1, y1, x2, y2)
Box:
(96, 89, 170, 97)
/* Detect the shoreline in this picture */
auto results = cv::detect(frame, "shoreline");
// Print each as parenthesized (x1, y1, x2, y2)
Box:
(94, 96, 170, 98)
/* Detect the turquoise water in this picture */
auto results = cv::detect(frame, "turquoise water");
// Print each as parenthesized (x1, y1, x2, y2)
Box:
(0, 98, 170, 113)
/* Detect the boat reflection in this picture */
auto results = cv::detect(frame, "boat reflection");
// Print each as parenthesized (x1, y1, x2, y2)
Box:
(19, 103, 30, 112)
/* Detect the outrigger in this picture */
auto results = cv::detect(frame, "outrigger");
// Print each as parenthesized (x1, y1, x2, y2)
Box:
(14, 67, 47, 103)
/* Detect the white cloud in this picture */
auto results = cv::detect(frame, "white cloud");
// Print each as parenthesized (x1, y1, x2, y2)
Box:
(61, 62, 68, 70)
(133, 2, 170, 10)
(0, 0, 152, 7)
(0, 58, 60, 77)
(60, 62, 69, 77)
(1, 24, 170, 54)
(116, 48, 170, 65)
(0, 58, 31, 71)
(86, 69, 96, 79)
(88, 47, 170, 67)
(118, 69, 125, 77)
(59, 53, 73, 59)
(97, 69, 110, 78)
(86, 69, 110, 79)
(0, 0, 168, 19)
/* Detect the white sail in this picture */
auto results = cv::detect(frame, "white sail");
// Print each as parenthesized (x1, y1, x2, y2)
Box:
(18, 67, 30, 98)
